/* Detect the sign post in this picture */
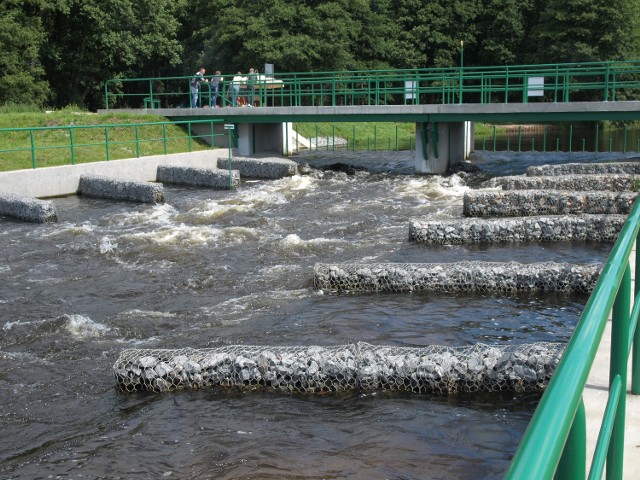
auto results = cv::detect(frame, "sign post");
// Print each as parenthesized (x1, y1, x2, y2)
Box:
(224, 124, 235, 188)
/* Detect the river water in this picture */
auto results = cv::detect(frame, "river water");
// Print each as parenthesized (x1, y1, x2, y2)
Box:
(0, 150, 629, 479)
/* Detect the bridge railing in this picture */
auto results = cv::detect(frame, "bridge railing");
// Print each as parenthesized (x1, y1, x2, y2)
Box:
(505, 197, 640, 479)
(104, 60, 640, 110)
(0, 119, 226, 171)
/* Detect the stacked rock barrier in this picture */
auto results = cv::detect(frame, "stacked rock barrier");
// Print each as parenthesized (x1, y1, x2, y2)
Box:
(0, 193, 58, 223)
(494, 174, 640, 192)
(463, 190, 636, 217)
(156, 165, 240, 189)
(113, 342, 564, 395)
(216, 156, 297, 179)
(409, 214, 626, 244)
(313, 261, 601, 294)
(78, 174, 164, 204)
(527, 162, 640, 176)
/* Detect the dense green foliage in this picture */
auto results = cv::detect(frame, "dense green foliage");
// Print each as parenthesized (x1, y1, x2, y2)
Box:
(2, 0, 640, 111)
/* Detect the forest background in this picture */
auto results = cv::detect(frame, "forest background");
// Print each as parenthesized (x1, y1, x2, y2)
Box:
(2, 0, 640, 112)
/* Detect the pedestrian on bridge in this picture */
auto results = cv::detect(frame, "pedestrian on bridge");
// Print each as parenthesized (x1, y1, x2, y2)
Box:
(190, 67, 208, 108)
(230, 71, 246, 107)
(210, 70, 223, 107)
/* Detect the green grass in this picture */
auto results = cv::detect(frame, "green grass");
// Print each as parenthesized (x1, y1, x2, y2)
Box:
(0, 108, 213, 172)
(294, 122, 416, 150)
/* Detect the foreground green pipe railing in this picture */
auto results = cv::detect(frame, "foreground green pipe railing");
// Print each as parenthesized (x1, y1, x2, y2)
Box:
(104, 60, 640, 110)
(506, 199, 640, 479)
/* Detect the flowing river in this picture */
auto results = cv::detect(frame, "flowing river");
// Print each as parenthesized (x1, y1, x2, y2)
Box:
(0, 149, 630, 479)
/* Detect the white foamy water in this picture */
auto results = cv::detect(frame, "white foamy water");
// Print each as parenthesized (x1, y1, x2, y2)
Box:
(64, 314, 111, 339)
(99, 236, 118, 254)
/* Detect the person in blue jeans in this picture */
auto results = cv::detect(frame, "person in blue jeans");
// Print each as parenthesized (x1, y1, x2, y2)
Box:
(190, 67, 207, 108)
(230, 71, 246, 106)
(209, 70, 222, 107)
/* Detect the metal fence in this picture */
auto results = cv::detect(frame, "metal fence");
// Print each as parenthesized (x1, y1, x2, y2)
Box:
(0, 119, 228, 171)
(506, 198, 640, 479)
(104, 60, 640, 110)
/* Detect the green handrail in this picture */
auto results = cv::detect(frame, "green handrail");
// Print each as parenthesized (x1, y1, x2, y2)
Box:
(0, 119, 224, 170)
(505, 198, 640, 479)
(104, 60, 640, 110)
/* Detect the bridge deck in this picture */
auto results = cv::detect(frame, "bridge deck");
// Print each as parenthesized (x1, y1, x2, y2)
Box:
(102, 101, 640, 124)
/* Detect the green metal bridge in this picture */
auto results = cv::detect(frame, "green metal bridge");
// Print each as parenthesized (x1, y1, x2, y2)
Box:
(104, 59, 640, 123)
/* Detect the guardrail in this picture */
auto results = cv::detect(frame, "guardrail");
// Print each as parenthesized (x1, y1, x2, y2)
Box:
(0, 119, 228, 171)
(105, 60, 640, 110)
(505, 198, 640, 479)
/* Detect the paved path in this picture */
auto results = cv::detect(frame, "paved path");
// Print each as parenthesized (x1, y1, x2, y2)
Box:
(584, 249, 640, 479)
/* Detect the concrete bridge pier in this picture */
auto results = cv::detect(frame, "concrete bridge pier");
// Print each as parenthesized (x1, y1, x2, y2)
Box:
(415, 121, 474, 174)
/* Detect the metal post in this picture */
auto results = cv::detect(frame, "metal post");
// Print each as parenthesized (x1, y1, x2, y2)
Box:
(518, 126, 522, 152)
(70, 128, 75, 165)
(633, 236, 640, 394)
(163, 124, 168, 155)
(105, 127, 110, 161)
(493, 125, 497, 151)
(332, 125, 335, 151)
(135, 125, 140, 157)
(608, 264, 631, 480)
(596, 124, 600, 152)
(556, 399, 586, 479)
(374, 125, 377, 151)
(30, 130, 36, 169)
(543, 126, 547, 152)
(569, 125, 573, 153)
(459, 41, 464, 104)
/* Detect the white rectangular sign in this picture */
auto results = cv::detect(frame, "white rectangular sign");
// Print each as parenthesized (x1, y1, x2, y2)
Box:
(528, 77, 544, 97)
(224, 124, 235, 130)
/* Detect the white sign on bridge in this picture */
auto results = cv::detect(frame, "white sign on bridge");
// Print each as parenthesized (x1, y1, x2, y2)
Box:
(224, 124, 235, 130)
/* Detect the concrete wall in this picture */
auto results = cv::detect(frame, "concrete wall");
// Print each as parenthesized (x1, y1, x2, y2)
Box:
(0, 150, 228, 198)
(415, 121, 467, 174)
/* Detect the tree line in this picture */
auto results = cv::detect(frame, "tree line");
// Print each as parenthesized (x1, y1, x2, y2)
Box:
(2, 0, 639, 111)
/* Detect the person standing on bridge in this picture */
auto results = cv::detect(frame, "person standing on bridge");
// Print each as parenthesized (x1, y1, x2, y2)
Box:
(190, 67, 207, 108)
(210, 70, 223, 107)
(246, 67, 257, 106)
(230, 71, 246, 107)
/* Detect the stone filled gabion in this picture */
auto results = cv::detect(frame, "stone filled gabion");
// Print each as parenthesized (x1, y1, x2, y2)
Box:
(216, 156, 297, 179)
(463, 190, 637, 217)
(0, 193, 58, 223)
(493, 174, 640, 192)
(156, 165, 240, 189)
(409, 214, 625, 244)
(527, 162, 640, 176)
(313, 261, 601, 294)
(78, 174, 164, 204)
(113, 342, 564, 395)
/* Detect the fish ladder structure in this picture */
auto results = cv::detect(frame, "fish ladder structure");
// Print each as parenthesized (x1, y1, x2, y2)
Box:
(113, 342, 564, 395)
(463, 190, 637, 217)
(409, 214, 625, 244)
(526, 161, 640, 176)
(313, 261, 601, 294)
(493, 174, 640, 192)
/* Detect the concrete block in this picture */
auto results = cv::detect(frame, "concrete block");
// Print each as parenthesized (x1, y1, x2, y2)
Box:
(0, 193, 58, 223)
(464, 190, 637, 217)
(157, 165, 240, 189)
(409, 214, 626, 244)
(527, 162, 640, 176)
(494, 174, 640, 192)
(78, 174, 164, 204)
(216, 156, 297, 179)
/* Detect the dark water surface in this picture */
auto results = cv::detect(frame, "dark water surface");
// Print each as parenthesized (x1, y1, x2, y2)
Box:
(0, 151, 618, 478)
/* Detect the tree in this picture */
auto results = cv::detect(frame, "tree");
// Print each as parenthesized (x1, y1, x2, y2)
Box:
(41, 0, 184, 110)
(524, 0, 640, 63)
(0, 0, 50, 107)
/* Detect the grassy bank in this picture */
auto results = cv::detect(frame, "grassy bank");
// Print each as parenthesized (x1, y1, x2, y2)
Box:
(0, 108, 212, 172)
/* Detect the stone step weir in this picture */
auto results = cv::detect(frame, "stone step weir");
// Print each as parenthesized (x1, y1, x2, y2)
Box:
(409, 214, 625, 244)
(78, 174, 164, 204)
(0, 193, 58, 223)
(463, 190, 637, 217)
(156, 165, 240, 189)
(216, 156, 298, 179)
(113, 341, 563, 395)
(527, 161, 640, 176)
(494, 174, 640, 192)
(313, 261, 601, 294)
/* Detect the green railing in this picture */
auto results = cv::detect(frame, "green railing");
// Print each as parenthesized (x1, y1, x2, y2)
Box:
(506, 198, 640, 479)
(105, 60, 640, 110)
(0, 119, 227, 171)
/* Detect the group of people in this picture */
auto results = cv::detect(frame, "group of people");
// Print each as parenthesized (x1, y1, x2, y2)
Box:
(190, 67, 259, 108)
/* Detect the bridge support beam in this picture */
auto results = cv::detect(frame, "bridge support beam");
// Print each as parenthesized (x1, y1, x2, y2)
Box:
(414, 121, 473, 174)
